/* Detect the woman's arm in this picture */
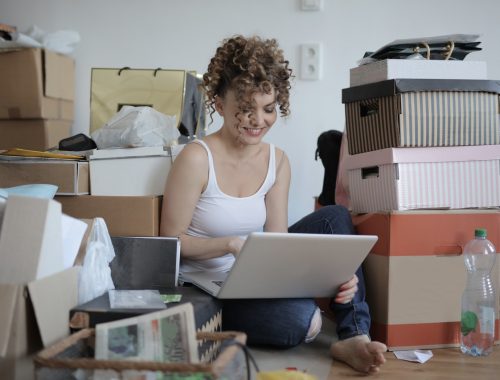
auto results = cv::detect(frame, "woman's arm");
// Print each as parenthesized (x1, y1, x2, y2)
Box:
(264, 147, 290, 233)
(160, 143, 243, 259)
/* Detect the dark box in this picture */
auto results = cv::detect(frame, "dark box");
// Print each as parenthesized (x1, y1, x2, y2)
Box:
(342, 79, 500, 154)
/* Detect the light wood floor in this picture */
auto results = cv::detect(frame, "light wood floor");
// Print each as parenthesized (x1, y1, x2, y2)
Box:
(251, 317, 500, 379)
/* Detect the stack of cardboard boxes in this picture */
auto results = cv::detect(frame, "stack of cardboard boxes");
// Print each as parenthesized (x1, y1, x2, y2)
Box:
(0, 48, 74, 150)
(341, 60, 500, 349)
(55, 146, 178, 237)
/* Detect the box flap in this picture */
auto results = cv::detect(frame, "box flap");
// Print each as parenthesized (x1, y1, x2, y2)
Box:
(342, 79, 500, 103)
(344, 144, 500, 170)
(43, 50, 75, 101)
(0, 196, 64, 283)
(0, 284, 21, 357)
(89, 146, 169, 160)
(27, 267, 79, 347)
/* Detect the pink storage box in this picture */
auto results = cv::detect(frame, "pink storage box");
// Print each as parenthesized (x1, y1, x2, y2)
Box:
(345, 145, 500, 213)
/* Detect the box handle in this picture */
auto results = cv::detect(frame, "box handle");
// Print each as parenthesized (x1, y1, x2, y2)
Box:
(360, 101, 379, 117)
(434, 244, 463, 256)
(361, 166, 379, 179)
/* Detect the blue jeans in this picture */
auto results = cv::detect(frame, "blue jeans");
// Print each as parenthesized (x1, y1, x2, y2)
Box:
(221, 205, 371, 347)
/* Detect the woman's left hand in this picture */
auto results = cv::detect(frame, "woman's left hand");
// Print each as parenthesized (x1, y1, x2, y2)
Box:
(334, 274, 359, 304)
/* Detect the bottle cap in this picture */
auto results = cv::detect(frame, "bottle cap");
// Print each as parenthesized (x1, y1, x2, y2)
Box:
(474, 228, 487, 238)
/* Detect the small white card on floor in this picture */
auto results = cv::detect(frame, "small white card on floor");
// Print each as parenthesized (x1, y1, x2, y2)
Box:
(393, 350, 433, 363)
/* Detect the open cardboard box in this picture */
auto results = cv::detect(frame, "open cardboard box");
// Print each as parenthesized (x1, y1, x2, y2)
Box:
(0, 196, 79, 379)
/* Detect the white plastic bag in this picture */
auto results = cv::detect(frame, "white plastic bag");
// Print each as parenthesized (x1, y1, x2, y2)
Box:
(91, 106, 179, 149)
(78, 218, 116, 304)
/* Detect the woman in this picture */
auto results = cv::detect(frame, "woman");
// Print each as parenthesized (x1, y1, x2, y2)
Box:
(160, 35, 386, 373)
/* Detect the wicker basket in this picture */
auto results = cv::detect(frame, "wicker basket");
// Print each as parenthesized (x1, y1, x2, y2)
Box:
(34, 328, 247, 380)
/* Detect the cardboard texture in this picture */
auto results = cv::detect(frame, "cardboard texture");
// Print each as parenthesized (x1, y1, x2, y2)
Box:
(0, 48, 74, 119)
(0, 196, 63, 283)
(89, 146, 172, 196)
(90, 68, 186, 132)
(350, 59, 488, 87)
(0, 268, 79, 380)
(0, 160, 89, 195)
(353, 211, 500, 350)
(55, 195, 162, 236)
(346, 145, 500, 213)
(0, 119, 73, 151)
(342, 79, 500, 154)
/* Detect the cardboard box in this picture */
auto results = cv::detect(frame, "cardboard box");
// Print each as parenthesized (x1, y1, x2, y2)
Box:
(353, 210, 500, 350)
(0, 48, 74, 120)
(342, 79, 500, 154)
(350, 59, 488, 87)
(55, 195, 162, 236)
(345, 145, 500, 213)
(89, 146, 173, 196)
(0, 160, 89, 195)
(0, 195, 79, 379)
(0, 119, 73, 151)
(0, 268, 79, 379)
(0, 196, 64, 283)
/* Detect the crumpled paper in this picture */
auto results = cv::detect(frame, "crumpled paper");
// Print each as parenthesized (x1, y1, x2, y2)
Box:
(0, 25, 80, 55)
(393, 349, 433, 363)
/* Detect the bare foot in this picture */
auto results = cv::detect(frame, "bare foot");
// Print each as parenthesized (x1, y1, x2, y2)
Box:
(330, 335, 387, 374)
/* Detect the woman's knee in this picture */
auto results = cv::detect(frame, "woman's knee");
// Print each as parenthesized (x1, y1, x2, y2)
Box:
(318, 205, 354, 235)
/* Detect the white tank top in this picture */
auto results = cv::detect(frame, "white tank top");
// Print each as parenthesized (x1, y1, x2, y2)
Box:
(181, 139, 276, 274)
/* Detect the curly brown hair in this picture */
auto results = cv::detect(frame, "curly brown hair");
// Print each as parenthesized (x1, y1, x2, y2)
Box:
(201, 35, 292, 124)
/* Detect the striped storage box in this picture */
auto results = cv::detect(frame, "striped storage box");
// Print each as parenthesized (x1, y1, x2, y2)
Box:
(345, 144, 500, 213)
(342, 79, 500, 154)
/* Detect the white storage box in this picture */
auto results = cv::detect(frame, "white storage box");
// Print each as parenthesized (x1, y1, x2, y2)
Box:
(89, 146, 179, 196)
(350, 59, 488, 87)
(346, 145, 500, 213)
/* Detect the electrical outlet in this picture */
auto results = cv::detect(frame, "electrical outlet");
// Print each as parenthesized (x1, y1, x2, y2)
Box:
(300, 43, 322, 81)
(301, 0, 323, 11)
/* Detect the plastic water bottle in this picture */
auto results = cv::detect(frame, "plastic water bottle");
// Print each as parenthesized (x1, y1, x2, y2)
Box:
(460, 228, 497, 356)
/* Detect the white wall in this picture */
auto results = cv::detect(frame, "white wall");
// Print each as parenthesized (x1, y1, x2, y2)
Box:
(3, 0, 500, 224)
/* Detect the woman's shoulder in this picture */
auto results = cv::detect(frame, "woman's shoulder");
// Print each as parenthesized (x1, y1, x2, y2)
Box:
(269, 143, 287, 162)
(174, 140, 209, 168)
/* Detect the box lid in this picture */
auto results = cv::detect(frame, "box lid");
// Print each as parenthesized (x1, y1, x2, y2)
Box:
(344, 144, 500, 170)
(342, 78, 500, 103)
(89, 146, 169, 160)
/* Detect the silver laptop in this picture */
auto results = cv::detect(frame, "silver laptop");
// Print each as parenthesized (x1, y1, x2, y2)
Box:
(181, 232, 377, 299)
